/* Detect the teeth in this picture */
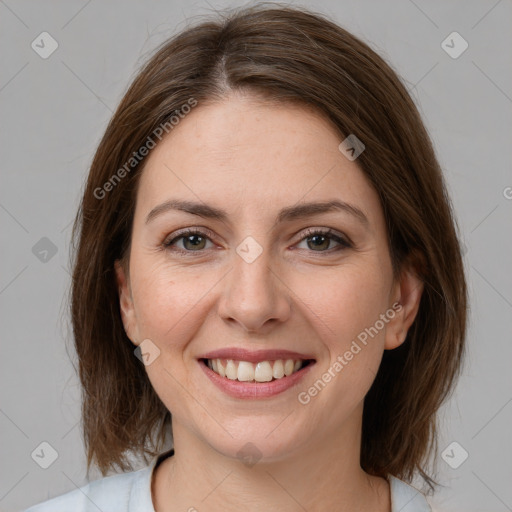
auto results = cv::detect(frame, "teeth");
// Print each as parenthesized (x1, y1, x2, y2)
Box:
(272, 360, 285, 379)
(217, 359, 226, 377)
(225, 360, 237, 380)
(284, 359, 295, 376)
(237, 361, 255, 382)
(254, 361, 273, 382)
(206, 358, 308, 382)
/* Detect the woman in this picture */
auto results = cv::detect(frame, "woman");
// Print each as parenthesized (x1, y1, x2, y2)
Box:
(26, 4, 467, 511)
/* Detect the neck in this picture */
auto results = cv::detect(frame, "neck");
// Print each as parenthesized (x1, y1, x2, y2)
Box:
(152, 407, 390, 512)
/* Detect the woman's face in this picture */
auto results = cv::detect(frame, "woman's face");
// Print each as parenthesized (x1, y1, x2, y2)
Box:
(115, 92, 421, 461)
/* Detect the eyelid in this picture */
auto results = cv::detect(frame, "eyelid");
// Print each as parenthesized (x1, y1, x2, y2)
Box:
(163, 226, 218, 246)
(293, 228, 352, 254)
(162, 225, 352, 256)
(296, 227, 351, 247)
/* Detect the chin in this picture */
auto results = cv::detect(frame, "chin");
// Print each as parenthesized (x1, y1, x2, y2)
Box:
(200, 420, 309, 465)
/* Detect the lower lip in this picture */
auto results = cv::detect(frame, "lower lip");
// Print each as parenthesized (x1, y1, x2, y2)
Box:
(198, 359, 316, 399)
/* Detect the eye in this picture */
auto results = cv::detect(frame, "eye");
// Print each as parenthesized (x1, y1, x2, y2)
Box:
(163, 229, 216, 253)
(162, 227, 351, 256)
(295, 228, 351, 253)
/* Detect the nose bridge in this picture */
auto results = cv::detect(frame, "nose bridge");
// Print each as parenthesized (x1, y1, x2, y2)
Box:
(234, 243, 273, 294)
(218, 237, 290, 332)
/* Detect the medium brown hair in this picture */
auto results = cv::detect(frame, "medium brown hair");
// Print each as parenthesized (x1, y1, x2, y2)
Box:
(70, 2, 467, 492)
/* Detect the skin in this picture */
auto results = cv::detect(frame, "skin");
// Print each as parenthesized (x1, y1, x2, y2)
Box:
(115, 91, 424, 512)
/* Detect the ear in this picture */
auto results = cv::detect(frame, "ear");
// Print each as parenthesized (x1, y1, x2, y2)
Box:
(114, 259, 139, 345)
(385, 251, 425, 350)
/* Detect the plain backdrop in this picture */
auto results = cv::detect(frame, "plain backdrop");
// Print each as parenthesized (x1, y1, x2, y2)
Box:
(1, 1, 511, 511)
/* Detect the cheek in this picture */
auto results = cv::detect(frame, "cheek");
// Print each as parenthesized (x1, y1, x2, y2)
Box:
(129, 262, 215, 414)
(292, 261, 390, 345)
(130, 259, 219, 350)
(293, 262, 390, 400)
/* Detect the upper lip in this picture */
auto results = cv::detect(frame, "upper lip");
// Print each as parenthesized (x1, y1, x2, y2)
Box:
(198, 348, 315, 363)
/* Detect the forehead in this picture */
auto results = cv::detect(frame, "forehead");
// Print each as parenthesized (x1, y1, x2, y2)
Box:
(135, 94, 381, 227)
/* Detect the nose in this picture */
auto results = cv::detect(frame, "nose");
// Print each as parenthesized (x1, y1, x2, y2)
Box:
(217, 248, 291, 334)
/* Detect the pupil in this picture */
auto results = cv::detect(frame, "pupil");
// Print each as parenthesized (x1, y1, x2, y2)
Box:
(185, 235, 204, 250)
(308, 235, 328, 251)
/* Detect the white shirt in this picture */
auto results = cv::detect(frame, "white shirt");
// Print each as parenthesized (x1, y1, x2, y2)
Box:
(25, 449, 432, 511)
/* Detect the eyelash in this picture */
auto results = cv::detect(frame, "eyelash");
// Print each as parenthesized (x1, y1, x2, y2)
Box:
(162, 227, 351, 256)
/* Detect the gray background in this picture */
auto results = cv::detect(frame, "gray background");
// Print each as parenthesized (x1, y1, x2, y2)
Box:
(1, 1, 511, 511)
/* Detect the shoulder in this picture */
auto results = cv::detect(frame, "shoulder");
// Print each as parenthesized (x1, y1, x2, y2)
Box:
(389, 475, 432, 512)
(23, 466, 152, 512)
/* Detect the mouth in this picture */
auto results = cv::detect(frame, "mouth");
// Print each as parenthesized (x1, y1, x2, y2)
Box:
(197, 348, 317, 399)
(199, 357, 315, 383)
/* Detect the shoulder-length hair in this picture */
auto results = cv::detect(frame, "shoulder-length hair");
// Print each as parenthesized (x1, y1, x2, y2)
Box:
(70, 3, 467, 492)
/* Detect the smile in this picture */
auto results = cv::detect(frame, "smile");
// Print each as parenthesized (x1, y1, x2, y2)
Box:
(202, 358, 314, 382)
(198, 357, 316, 399)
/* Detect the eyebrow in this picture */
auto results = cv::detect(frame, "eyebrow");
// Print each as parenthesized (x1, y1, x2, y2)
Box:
(145, 198, 369, 228)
